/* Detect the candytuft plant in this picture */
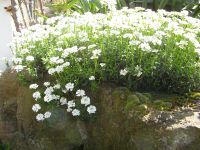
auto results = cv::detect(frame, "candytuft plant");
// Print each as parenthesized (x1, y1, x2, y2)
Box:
(10, 7, 200, 121)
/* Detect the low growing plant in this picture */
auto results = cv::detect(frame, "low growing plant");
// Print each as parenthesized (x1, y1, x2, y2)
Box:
(10, 7, 200, 121)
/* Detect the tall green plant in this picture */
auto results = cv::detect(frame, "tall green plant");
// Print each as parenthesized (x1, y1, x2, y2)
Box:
(46, 0, 131, 14)
(183, 0, 200, 18)
(46, 0, 80, 13)
(158, 0, 169, 9)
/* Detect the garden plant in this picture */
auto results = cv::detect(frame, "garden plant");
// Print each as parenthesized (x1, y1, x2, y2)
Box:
(10, 5, 200, 121)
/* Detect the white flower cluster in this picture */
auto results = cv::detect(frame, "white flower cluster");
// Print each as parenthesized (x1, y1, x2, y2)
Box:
(30, 81, 96, 121)
(66, 88, 96, 116)
(11, 8, 200, 122)
(36, 111, 51, 121)
(120, 68, 128, 76)
(100, 0, 117, 11)
(11, 8, 200, 75)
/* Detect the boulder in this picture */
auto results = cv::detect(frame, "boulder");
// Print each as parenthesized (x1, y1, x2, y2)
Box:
(1, 73, 200, 150)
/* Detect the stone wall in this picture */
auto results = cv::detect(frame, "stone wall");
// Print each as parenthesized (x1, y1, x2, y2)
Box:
(0, 71, 200, 150)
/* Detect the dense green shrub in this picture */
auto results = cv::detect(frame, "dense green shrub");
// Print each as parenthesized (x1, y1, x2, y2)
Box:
(11, 8, 200, 120)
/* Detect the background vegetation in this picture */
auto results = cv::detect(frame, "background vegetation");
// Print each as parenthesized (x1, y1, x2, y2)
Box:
(46, 0, 200, 17)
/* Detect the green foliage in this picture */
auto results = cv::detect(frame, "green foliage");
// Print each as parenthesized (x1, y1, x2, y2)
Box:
(183, 0, 200, 18)
(12, 9, 200, 94)
(46, 0, 121, 14)
(45, 0, 200, 19)
(0, 142, 10, 150)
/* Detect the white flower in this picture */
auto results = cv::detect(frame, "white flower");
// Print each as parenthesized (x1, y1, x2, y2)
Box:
(62, 89, 67, 93)
(195, 48, 200, 55)
(44, 94, 59, 102)
(14, 65, 24, 72)
(89, 76, 95, 81)
(63, 46, 78, 56)
(137, 71, 142, 77)
(152, 38, 162, 46)
(176, 40, 188, 49)
(65, 82, 74, 91)
(29, 45, 35, 48)
(33, 91, 41, 100)
(55, 65, 64, 73)
(100, 63, 106, 67)
(79, 46, 87, 51)
(44, 111, 51, 118)
(87, 105, 96, 114)
(129, 40, 141, 46)
(69, 46, 78, 53)
(48, 68, 55, 75)
(32, 104, 41, 112)
(44, 86, 54, 95)
(56, 48, 63, 51)
(12, 57, 22, 64)
(140, 43, 151, 51)
(21, 48, 29, 54)
(81, 96, 90, 106)
(76, 89, 85, 97)
(50, 57, 59, 64)
(123, 33, 133, 39)
(38, 17, 44, 24)
(72, 109, 80, 116)
(44, 95, 53, 102)
(36, 113, 44, 121)
(67, 107, 72, 112)
(62, 62, 70, 67)
(57, 58, 64, 64)
(88, 44, 96, 49)
(54, 83, 61, 89)
(44, 82, 50, 87)
(93, 49, 101, 55)
(135, 65, 143, 77)
(60, 97, 67, 105)
(120, 68, 128, 76)
(100, 0, 116, 11)
(26, 56, 34, 62)
(29, 83, 39, 89)
(68, 100, 75, 108)
(91, 49, 101, 59)
(76, 58, 82, 62)
(110, 30, 120, 35)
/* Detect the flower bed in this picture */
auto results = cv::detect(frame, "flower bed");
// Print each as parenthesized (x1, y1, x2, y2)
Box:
(10, 8, 200, 121)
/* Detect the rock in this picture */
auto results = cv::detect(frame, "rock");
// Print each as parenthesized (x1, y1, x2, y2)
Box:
(162, 102, 173, 109)
(125, 94, 140, 111)
(111, 87, 130, 112)
(138, 104, 148, 112)
(143, 92, 153, 100)
(127, 94, 140, 104)
(16, 86, 35, 135)
(164, 128, 200, 150)
(153, 100, 162, 104)
(1, 74, 200, 150)
(152, 100, 173, 110)
(0, 70, 86, 150)
(77, 120, 88, 141)
(0, 71, 18, 143)
(135, 92, 150, 103)
(46, 108, 70, 130)
(190, 92, 200, 100)
(132, 128, 157, 150)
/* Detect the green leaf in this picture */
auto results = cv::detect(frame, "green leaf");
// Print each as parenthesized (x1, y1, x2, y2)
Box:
(143, 0, 148, 8)
(158, 0, 169, 9)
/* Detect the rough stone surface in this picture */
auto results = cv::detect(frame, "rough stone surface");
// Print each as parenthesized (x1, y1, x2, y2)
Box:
(0, 72, 200, 150)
